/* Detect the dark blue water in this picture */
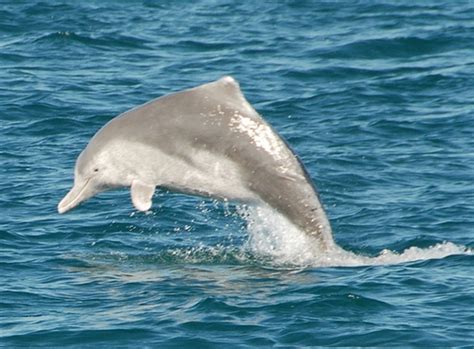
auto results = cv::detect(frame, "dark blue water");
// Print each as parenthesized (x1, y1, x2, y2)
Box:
(1, 1, 473, 347)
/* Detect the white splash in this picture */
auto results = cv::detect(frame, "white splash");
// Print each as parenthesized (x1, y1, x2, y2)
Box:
(239, 205, 472, 267)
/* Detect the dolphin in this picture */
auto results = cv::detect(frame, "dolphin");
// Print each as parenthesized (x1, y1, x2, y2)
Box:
(58, 76, 334, 248)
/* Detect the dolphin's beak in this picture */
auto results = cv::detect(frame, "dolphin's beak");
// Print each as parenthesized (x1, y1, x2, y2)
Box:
(58, 178, 93, 214)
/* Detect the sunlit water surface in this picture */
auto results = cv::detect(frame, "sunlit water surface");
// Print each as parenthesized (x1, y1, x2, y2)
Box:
(1, 1, 473, 347)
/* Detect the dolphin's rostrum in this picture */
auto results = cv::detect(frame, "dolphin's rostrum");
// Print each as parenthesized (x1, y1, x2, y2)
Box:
(58, 76, 334, 248)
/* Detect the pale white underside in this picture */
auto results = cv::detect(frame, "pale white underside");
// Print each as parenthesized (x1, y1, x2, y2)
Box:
(105, 139, 257, 202)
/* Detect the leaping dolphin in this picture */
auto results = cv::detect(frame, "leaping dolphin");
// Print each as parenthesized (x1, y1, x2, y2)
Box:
(58, 76, 334, 248)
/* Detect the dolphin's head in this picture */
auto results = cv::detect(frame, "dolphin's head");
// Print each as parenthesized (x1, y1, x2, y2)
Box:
(58, 142, 130, 214)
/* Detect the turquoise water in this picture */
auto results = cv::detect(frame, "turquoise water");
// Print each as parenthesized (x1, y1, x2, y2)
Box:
(1, 1, 473, 347)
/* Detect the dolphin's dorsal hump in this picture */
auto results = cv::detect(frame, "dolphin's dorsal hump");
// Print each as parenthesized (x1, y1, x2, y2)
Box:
(197, 76, 259, 120)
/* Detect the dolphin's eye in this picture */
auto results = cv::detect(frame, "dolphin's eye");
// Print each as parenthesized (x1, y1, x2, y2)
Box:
(94, 168, 99, 172)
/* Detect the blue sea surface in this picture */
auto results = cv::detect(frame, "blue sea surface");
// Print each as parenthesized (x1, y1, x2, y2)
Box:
(1, 1, 473, 347)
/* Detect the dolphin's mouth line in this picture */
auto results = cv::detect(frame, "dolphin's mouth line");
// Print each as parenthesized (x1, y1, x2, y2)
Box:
(58, 178, 91, 214)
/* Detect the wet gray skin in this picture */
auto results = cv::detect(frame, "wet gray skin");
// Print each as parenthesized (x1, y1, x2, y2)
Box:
(58, 76, 334, 248)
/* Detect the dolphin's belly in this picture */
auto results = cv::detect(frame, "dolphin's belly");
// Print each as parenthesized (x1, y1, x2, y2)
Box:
(148, 145, 257, 202)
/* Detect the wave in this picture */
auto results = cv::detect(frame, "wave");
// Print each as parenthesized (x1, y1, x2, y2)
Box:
(30, 31, 151, 51)
(240, 205, 472, 267)
(82, 204, 471, 270)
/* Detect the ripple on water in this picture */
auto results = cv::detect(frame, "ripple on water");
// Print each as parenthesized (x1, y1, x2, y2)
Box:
(1, 0, 474, 347)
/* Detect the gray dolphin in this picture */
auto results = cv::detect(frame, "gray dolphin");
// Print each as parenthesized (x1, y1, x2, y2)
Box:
(58, 76, 334, 248)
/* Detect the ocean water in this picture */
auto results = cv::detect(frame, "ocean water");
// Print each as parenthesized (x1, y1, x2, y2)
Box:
(1, 1, 473, 347)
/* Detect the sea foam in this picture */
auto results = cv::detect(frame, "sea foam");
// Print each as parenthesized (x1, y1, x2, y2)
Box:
(239, 205, 472, 267)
